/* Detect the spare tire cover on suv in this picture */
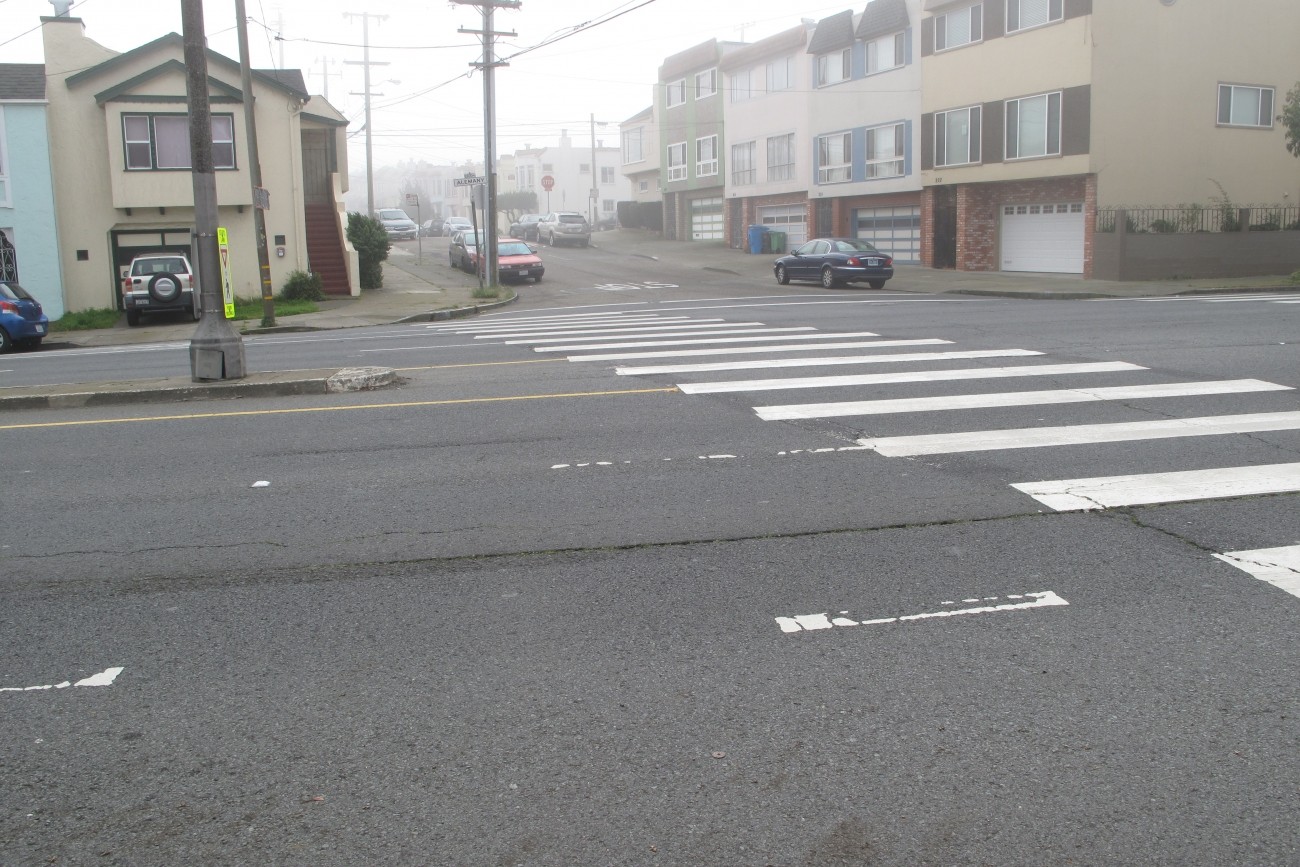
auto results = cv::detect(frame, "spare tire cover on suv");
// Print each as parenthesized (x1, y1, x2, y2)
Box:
(149, 273, 182, 303)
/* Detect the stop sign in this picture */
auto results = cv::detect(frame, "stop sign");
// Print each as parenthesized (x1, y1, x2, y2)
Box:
(541, 175, 555, 192)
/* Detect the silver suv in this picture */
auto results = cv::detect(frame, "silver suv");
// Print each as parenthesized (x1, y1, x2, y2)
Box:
(120, 253, 201, 326)
(538, 211, 591, 247)
(376, 208, 418, 241)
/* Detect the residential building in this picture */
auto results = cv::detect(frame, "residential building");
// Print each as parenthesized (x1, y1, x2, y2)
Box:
(41, 14, 357, 312)
(0, 63, 64, 318)
(511, 131, 620, 226)
(620, 106, 659, 203)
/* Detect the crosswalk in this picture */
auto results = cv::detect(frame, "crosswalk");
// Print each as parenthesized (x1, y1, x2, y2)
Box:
(424, 308, 1300, 598)
(1115, 292, 1300, 305)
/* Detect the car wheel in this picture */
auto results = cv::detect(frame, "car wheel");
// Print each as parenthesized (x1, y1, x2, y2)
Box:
(548, 232, 556, 247)
(148, 273, 182, 303)
(775, 264, 789, 285)
(533, 275, 542, 283)
(126, 309, 141, 327)
(821, 267, 840, 289)
(0, 327, 11, 353)
(868, 279, 887, 290)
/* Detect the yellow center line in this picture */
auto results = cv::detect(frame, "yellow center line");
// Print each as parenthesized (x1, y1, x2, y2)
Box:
(0, 387, 679, 431)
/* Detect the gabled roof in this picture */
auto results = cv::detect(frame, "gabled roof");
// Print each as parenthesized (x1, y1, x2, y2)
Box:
(302, 95, 348, 127)
(65, 33, 309, 101)
(720, 24, 810, 71)
(92, 59, 243, 105)
(622, 105, 653, 124)
(807, 9, 856, 55)
(659, 39, 721, 81)
(857, 0, 911, 40)
(0, 64, 47, 101)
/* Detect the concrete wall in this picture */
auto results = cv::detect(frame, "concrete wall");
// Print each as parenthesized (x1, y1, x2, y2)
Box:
(0, 103, 65, 318)
(1094, 220, 1300, 281)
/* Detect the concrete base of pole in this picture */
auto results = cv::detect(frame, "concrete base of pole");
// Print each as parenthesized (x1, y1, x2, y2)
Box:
(189, 314, 247, 381)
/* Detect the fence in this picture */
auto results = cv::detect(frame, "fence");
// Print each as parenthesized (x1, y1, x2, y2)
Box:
(1096, 204, 1300, 234)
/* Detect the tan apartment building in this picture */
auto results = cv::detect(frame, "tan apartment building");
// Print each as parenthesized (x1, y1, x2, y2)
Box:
(41, 15, 357, 313)
(919, 0, 1299, 276)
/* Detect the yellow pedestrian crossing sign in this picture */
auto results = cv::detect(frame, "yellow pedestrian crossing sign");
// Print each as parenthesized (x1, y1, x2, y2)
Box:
(217, 227, 235, 318)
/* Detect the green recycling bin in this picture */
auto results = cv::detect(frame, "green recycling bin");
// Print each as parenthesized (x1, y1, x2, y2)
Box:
(768, 231, 786, 254)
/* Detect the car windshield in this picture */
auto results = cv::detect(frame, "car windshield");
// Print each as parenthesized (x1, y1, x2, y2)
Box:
(832, 239, 881, 254)
(0, 281, 34, 301)
(521, 215, 541, 223)
(558, 214, 586, 224)
(498, 243, 532, 256)
(459, 233, 479, 245)
(378, 210, 409, 220)
(131, 257, 187, 275)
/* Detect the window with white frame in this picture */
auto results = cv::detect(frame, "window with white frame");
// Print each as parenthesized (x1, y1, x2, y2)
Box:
(767, 133, 795, 181)
(1006, 0, 1062, 33)
(866, 32, 905, 74)
(1005, 91, 1061, 159)
(602, 199, 615, 213)
(695, 68, 718, 99)
(731, 141, 756, 185)
(665, 79, 686, 108)
(935, 4, 983, 51)
(517, 165, 534, 189)
(817, 132, 852, 183)
(696, 135, 719, 177)
(622, 126, 644, 164)
(817, 48, 851, 87)
(766, 56, 794, 92)
(638, 179, 649, 191)
(542, 162, 553, 172)
(1218, 84, 1275, 128)
(580, 163, 590, 174)
(729, 68, 756, 103)
(600, 166, 615, 183)
(935, 105, 981, 166)
(866, 122, 905, 178)
(667, 141, 687, 181)
(123, 113, 236, 170)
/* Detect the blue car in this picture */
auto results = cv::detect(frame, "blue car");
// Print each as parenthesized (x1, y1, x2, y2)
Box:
(773, 237, 894, 289)
(0, 280, 50, 352)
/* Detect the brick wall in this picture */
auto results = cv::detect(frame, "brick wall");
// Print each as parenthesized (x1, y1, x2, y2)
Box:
(939, 175, 1095, 273)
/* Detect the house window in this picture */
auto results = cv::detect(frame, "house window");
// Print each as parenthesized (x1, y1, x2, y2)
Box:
(935, 105, 981, 166)
(767, 133, 795, 181)
(123, 113, 236, 170)
(0, 229, 16, 282)
(600, 166, 615, 183)
(729, 68, 755, 102)
(866, 122, 905, 178)
(602, 199, 615, 213)
(867, 32, 905, 74)
(696, 135, 719, 177)
(731, 141, 756, 185)
(639, 179, 649, 191)
(622, 127, 644, 164)
(542, 163, 554, 172)
(1007, 0, 1063, 33)
(667, 142, 687, 181)
(817, 48, 851, 87)
(766, 56, 794, 92)
(695, 68, 718, 99)
(1005, 91, 1061, 159)
(665, 79, 686, 107)
(0, 108, 9, 208)
(817, 132, 852, 183)
(935, 3, 983, 51)
(1218, 84, 1275, 128)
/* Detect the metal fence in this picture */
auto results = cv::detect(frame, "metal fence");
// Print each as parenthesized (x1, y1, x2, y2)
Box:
(1096, 204, 1300, 234)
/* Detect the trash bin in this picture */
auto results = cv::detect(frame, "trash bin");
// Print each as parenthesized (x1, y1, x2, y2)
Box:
(747, 225, 768, 254)
(768, 230, 787, 254)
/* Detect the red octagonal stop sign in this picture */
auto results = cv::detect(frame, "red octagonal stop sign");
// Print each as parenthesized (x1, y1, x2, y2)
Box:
(541, 175, 555, 192)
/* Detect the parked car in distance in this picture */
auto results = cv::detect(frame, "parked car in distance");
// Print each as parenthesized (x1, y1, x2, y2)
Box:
(420, 219, 441, 237)
(449, 230, 480, 271)
(508, 213, 544, 242)
(442, 216, 473, 237)
(0, 280, 50, 352)
(375, 208, 418, 241)
(538, 211, 591, 247)
(120, 252, 201, 326)
(773, 238, 894, 289)
(463, 238, 544, 283)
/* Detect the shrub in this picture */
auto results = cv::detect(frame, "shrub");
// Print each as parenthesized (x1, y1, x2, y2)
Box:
(279, 269, 324, 301)
(346, 212, 391, 289)
(1149, 218, 1179, 234)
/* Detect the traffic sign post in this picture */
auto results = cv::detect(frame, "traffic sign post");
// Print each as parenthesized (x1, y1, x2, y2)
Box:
(216, 227, 235, 319)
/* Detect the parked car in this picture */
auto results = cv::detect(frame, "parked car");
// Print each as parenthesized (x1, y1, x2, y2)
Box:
(442, 216, 473, 237)
(538, 211, 591, 247)
(449, 230, 480, 271)
(420, 219, 441, 237)
(0, 280, 50, 352)
(508, 213, 545, 241)
(375, 208, 418, 241)
(462, 238, 544, 283)
(120, 252, 201, 326)
(773, 238, 894, 289)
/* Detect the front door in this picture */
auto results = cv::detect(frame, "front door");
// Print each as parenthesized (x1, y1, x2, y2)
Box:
(301, 130, 332, 206)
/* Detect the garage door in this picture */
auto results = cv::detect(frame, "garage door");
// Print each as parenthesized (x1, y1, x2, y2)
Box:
(854, 206, 920, 263)
(690, 196, 723, 240)
(1001, 202, 1084, 273)
(758, 205, 808, 248)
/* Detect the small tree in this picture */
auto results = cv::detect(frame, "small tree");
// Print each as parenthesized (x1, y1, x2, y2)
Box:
(346, 211, 390, 289)
(498, 190, 539, 225)
(1279, 81, 1300, 158)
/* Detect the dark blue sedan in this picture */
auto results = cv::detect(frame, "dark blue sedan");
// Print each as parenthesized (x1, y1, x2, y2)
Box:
(773, 238, 894, 289)
(0, 280, 49, 352)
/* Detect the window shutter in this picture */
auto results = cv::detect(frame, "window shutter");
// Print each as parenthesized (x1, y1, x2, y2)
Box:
(970, 105, 982, 163)
(971, 4, 984, 41)
(1217, 85, 1232, 125)
(1260, 88, 1274, 126)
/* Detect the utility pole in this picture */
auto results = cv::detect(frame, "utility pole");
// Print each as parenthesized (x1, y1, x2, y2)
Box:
(181, 0, 246, 380)
(454, 0, 519, 290)
(344, 12, 388, 215)
(235, 0, 275, 327)
(314, 57, 343, 101)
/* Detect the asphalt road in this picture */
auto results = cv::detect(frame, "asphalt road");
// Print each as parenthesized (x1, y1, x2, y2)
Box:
(2, 247, 1297, 865)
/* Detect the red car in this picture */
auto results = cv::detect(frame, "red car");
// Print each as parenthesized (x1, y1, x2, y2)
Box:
(465, 237, 545, 283)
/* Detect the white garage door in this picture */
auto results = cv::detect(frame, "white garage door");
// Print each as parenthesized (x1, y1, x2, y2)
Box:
(757, 205, 808, 248)
(690, 196, 723, 240)
(854, 206, 920, 263)
(1001, 202, 1085, 273)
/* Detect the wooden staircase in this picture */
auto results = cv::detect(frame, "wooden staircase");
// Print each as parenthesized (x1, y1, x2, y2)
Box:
(305, 204, 351, 295)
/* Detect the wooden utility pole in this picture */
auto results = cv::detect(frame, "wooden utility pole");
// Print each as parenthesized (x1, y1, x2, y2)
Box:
(235, 0, 275, 327)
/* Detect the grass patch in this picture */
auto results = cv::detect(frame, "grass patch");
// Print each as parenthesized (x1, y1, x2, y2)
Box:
(230, 296, 319, 320)
(471, 285, 503, 300)
(48, 307, 121, 332)
(46, 298, 320, 332)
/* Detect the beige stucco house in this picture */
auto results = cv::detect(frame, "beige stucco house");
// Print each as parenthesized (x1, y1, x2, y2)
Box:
(41, 15, 357, 314)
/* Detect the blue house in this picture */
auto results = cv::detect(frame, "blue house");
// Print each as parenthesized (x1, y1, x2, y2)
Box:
(0, 63, 64, 319)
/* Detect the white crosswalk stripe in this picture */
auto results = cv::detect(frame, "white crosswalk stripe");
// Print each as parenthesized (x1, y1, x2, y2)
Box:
(1214, 545, 1300, 599)
(1011, 463, 1300, 511)
(514, 327, 821, 347)
(471, 321, 762, 340)
(677, 361, 1137, 394)
(619, 349, 1044, 376)
(529, 330, 872, 352)
(1115, 293, 1300, 304)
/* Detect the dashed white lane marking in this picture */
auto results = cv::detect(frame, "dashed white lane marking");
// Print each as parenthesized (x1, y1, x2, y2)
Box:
(618, 348, 1044, 376)
(1012, 462, 1300, 511)
(859, 411, 1300, 457)
(1213, 545, 1300, 598)
(756, 379, 1293, 421)
(776, 591, 1068, 633)
(678, 361, 1139, 394)
(1, 667, 125, 693)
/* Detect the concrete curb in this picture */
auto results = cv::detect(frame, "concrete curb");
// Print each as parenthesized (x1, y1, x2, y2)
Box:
(394, 288, 520, 323)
